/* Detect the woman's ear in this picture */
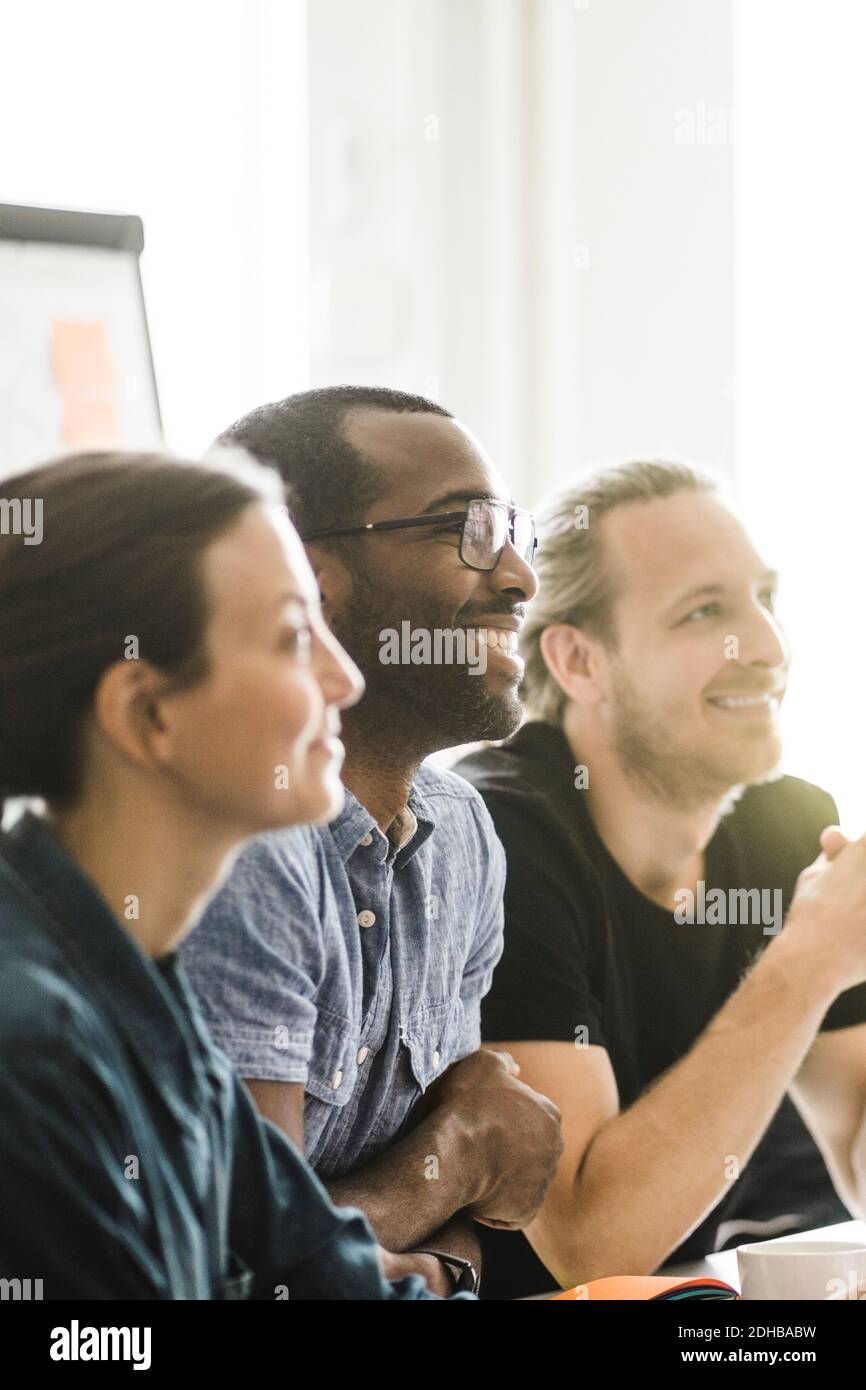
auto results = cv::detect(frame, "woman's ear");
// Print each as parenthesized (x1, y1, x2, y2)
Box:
(91, 660, 175, 774)
(539, 624, 604, 708)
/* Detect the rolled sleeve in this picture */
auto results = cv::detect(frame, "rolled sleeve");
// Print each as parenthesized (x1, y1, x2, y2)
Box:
(180, 831, 323, 1084)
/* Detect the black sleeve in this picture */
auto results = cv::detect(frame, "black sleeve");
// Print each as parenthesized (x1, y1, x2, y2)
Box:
(478, 793, 608, 1050)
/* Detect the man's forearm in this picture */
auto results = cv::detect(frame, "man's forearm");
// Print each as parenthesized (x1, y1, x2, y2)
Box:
(326, 1105, 476, 1251)
(535, 932, 843, 1285)
(415, 1212, 482, 1269)
(850, 1105, 866, 1218)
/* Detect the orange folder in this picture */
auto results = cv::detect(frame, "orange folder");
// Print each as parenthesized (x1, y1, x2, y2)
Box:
(554, 1275, 737, 1300)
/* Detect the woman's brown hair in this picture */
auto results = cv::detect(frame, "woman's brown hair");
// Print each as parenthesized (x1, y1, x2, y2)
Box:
(0, 448, 283, 806)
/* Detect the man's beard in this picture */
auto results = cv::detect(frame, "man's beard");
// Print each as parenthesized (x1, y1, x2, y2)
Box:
(330, 576, 523, 753)
(608, 659, 784, 810)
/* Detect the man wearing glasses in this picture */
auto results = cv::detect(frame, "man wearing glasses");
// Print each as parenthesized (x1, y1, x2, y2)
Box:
(181, 386, 562, 1296)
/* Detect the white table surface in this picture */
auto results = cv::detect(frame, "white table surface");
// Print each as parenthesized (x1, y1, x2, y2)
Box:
(663, 1219, 866, 1292)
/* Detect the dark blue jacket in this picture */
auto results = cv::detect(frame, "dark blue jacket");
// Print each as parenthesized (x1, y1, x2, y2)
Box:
(0, 811, 463, 1299)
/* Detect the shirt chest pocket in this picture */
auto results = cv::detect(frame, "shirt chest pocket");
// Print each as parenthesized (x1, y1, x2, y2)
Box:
(403, 996, 465, 1093)
(304, 1008, 360, 1106)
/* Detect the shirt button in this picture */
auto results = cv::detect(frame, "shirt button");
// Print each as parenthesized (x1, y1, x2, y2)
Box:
(357, 909, 376, 928)
(357, 1046, 369, 1065)
(360, 833, 374, 847)
(332, 1069, 343, 1089)
(432, 1050, 441, 1068)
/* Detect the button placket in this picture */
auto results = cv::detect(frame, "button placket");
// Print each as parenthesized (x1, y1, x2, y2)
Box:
(351, 845, 392, 1064)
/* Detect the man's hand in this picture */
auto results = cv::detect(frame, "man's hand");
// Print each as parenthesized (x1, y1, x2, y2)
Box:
(324, 1051, 558, 1252)
(431, 1047, 563, 1230)
(784, 831, 866, 992)
(820, 825, 850, 860)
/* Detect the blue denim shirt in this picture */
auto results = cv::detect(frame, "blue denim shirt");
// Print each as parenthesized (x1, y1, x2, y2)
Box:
(180, 763, 506, 1178)
(0, 811, 459, 1299)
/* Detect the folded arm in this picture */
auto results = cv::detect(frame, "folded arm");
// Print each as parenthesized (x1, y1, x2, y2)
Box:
(247, 1047, 562, 1287)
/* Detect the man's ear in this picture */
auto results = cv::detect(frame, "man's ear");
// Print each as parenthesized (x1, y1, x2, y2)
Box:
(91, 659, 178, 774)
(539, 624, 605, 708)
(305, 542, 353, 627)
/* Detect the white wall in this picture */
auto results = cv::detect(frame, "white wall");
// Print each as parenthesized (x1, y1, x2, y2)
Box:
(307, 0, 734, 506)
(0, 0, 309, 457)
(565, 0, 734, 483)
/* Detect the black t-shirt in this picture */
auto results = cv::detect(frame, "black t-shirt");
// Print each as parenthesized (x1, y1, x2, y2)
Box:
(455, 721, 866, 1301)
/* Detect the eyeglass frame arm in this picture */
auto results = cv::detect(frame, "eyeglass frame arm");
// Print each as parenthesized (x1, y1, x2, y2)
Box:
(302, 503, 534, 546)
(301, 510, 471, 543)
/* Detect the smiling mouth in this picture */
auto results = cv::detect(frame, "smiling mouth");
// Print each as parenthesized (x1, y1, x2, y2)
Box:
(707, 691, 782, 710)
(468, 627, 521, 657)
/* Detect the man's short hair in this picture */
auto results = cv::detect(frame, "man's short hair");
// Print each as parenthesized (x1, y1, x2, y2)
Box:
(521, 459, 719, 725)
(214, 385, 453, 537)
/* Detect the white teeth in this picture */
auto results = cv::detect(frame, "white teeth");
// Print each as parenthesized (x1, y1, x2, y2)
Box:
(476, 628, 518, 654)
(710, 692, 774, 708)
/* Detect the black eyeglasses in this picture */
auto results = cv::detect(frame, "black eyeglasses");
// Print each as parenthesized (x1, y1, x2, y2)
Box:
(302, 498, 537, 572)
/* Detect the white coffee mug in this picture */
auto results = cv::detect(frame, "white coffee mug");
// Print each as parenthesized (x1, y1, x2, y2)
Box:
(737, 1238, 866, 1300)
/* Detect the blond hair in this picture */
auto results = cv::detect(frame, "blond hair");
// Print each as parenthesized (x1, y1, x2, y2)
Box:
(521, 459, 719, 724)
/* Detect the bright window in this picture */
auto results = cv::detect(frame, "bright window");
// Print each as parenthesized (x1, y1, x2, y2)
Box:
(736, 0, 866, 832)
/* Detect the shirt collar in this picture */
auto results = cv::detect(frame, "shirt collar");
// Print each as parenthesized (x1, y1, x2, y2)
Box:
(327, 782, 435, 868)
(387, 805, 418, 851)
(0, 810, 214, 1120)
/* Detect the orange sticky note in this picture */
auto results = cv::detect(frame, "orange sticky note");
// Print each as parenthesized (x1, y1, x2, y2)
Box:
(51, 320, 120, 447)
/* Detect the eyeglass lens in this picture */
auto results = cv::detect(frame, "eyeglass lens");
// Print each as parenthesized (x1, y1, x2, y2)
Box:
(460, 500, 535, 569)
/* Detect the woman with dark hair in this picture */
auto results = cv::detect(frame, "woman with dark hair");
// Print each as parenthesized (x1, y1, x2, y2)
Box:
(0, 448, 467, 1299)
